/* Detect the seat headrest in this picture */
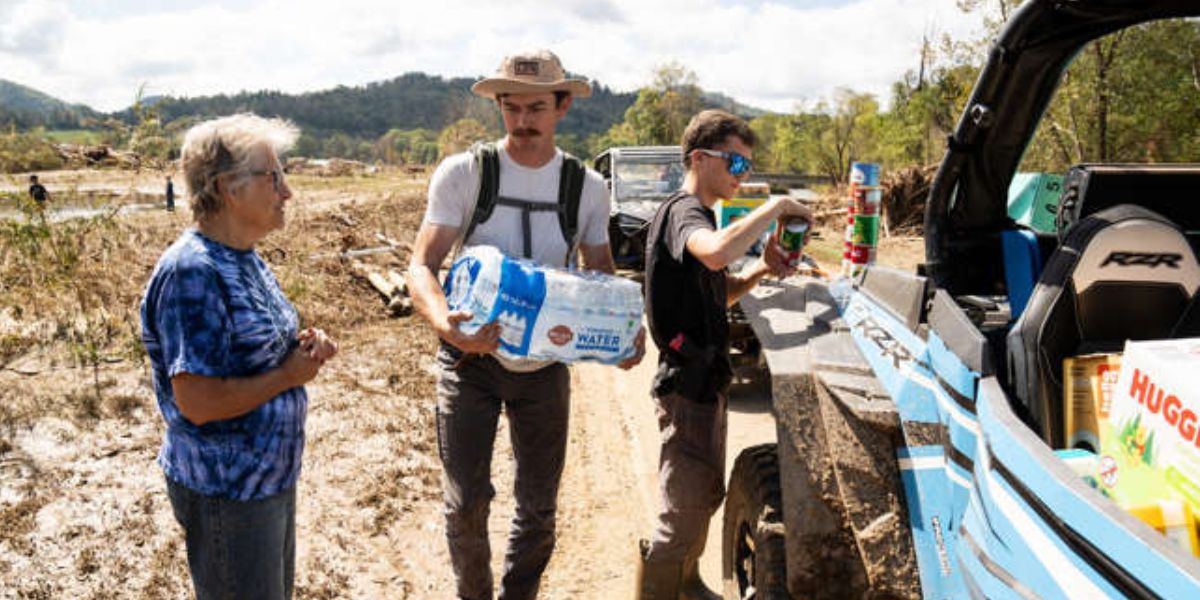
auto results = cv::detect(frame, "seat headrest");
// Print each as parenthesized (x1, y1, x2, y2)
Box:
(1071, 211, 1200, 340)
(1072, 218, 1200, 295)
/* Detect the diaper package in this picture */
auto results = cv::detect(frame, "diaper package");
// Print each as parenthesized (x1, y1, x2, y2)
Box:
(443, 245, 643, 364)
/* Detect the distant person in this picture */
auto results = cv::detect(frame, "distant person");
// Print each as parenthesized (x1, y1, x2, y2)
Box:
(657, 163, 683, 193)
(407, 48, 644, 600)
(28, 174, 49, 206)
(635, 109, 811, 599)
(165, 175, 175, 211)
(140, 113, 337, 600)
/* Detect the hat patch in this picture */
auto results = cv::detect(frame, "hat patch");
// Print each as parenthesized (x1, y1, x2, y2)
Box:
(514, 60, 540, 76)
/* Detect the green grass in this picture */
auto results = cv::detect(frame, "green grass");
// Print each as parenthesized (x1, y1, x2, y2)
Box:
(43, 129, 106, 145)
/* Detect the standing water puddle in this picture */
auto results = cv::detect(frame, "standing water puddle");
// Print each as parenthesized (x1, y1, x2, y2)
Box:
(0, 184, 175, 222)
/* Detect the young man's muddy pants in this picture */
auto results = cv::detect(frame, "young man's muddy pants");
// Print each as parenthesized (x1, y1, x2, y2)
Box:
(640, 391, 727, 599)
(435, 348, 570, 600)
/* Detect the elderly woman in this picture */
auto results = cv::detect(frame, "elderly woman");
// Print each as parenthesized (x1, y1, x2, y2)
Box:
(140, 113, 336, 599)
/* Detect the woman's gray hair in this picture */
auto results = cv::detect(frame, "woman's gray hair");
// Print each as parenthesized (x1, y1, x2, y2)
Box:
(180, 113, 299, 220)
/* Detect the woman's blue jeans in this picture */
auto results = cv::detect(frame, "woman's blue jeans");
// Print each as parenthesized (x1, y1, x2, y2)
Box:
(166, 477, 296, 600)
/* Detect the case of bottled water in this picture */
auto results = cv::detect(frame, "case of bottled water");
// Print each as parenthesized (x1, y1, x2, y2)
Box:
(444, 245, 644, 364)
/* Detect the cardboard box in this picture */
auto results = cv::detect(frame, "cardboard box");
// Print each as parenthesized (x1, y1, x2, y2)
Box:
(1007, 172, 1063, 234)
(1063, 353, 1121, 452)
(1055, 448, 1100, 488)
(1127, 500, 1200, 556)
(1097, 338, 1200, 516)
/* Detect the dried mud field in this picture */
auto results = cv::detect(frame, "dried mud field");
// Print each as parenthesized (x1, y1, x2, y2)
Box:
(0, 168, 924, 599)
(0, 168, 680, 600)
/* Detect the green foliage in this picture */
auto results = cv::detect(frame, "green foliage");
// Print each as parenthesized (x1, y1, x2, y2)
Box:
(1023, 20, 1200, 171)
(0, 127, 65, 173)
(437, 118, 492, 159)
(606, 63, 704, 147)
(126, 86, 175, 161)
(377, 128, 440, 165)
(141, 72, 635, 143)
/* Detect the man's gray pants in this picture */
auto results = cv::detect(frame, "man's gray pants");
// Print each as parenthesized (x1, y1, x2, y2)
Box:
(435, 350, 570, 600)
(645, 391, 728, 562)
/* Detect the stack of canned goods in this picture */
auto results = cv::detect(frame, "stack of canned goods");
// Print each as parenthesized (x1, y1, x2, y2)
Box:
(842, 161, 881, 276)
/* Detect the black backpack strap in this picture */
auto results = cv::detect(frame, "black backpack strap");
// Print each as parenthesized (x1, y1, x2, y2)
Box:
(493, 196, 563, 259)
(461, 142, 500, 246)
(557, 153, 587, 266)
(458, 146, 587, 266)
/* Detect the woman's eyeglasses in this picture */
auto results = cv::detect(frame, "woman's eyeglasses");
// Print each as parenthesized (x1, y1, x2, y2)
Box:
(696, 148, 753, 176)
(249, 168, 286, 193)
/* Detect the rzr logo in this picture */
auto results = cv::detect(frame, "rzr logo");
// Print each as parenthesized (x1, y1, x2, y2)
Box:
(849, 311, 916, 369)
(1100, 251, 1183, 269)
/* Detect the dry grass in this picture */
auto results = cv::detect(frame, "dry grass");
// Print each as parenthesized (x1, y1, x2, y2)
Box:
(0, 169, 444, 598)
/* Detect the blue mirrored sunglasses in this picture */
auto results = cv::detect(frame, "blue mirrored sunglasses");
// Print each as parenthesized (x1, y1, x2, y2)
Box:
(697, 148, 753, 176)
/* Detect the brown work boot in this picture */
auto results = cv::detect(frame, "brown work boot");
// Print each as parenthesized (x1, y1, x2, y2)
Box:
(680, 554, 722, 600)
(636, 539, 683, 600)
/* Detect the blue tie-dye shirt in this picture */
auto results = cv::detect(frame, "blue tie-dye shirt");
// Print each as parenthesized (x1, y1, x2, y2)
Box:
(140, 228, 306, 501)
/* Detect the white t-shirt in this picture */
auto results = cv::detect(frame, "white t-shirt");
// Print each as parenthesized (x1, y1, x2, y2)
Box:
(423, 142, 611, 372)
(424, 144, 609, 267)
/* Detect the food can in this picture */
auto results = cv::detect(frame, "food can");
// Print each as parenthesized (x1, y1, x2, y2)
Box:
(850, 162, 880, 187)
(850, 244, 876, 264)
(780, 219, 809, 268)
(851, 186, 882, 216)
(852, 214, 880, 246)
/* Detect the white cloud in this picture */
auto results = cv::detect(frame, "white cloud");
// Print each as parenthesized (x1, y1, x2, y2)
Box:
(0, 0, 983, 113)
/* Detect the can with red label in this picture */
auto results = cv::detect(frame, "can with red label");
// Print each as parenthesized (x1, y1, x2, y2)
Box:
(851, 186, 882, 216)
(851, 244, 876, 264)
(780, 219, 809, 268)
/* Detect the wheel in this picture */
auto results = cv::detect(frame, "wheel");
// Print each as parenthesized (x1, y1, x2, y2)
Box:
(723, 444, 790, 600)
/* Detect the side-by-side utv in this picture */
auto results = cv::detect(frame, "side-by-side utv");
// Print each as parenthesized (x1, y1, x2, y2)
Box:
(724, 2, 1200, 598)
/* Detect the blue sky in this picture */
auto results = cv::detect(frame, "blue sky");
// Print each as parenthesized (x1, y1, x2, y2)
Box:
(0, 0, 983, 114)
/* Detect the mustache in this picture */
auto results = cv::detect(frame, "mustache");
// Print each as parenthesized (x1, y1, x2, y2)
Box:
(511, 128, 541, 138)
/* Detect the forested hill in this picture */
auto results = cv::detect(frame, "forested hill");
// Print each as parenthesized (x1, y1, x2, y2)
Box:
(140, 72, 640, 138)
(0, 79, 100, 130)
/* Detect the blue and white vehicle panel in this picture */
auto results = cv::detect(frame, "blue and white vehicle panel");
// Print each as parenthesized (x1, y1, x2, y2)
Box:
(841, 288, 1200, 599)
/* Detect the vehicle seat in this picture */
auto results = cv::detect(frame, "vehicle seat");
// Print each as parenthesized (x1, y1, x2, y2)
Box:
(1002, 228, 1045, 320)
(1006, 204, 1200, 448)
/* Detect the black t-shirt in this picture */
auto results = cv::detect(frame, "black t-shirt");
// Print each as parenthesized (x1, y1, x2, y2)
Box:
(29, 184, 47, 202)
(645, 192, 731, 402)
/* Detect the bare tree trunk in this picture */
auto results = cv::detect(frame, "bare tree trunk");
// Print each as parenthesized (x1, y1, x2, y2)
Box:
(1048, 121, 1076, 166)
(1189, 45, 1200, 94)
(1093, 32, 1125, 162)
(1063, 71, 1087, 162)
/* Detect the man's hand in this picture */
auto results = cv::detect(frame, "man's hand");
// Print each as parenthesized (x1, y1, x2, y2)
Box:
(761, 230, 795, 279)
(618, 326, 647, 370)
(773, 196, 814, 225)
(439, 310, 501, 354)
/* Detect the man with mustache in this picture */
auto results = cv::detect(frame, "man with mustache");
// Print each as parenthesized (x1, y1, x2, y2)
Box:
(408, 49, 644, 600)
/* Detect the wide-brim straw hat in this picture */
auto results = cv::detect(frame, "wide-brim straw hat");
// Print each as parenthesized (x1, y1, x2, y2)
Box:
(471, 49, 592, 99)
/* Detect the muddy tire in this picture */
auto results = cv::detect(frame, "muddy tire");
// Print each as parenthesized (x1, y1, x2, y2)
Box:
(722, 444, 790, 600)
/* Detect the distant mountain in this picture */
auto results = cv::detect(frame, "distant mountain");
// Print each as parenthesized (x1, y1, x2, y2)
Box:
(702, 91, 768, 119)
(135, 72, 640, 140)
(0, 79, 101, 129)
(122, 74, 769, 140)
(0, 74, 770, 144)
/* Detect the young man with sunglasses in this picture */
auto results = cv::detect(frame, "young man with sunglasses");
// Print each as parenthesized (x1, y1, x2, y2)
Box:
(637, 109, 812, 599)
